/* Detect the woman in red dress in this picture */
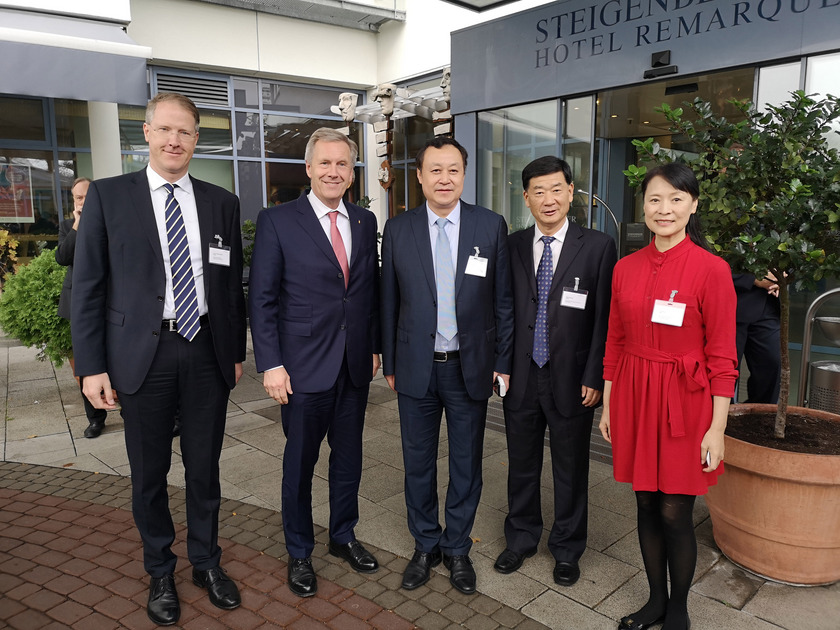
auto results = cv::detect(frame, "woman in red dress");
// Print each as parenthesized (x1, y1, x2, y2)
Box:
(599, 163, 738, 630)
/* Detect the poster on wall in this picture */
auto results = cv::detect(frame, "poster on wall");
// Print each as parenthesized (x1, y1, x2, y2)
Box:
(0, 164, 35, 223)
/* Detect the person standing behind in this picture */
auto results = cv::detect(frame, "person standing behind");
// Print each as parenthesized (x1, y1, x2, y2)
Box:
(56, 177, 108, 439)
(495, 156, 616, 586)
(72, 92, 246, 626)
(733, 272, 781, 403)
(381, 137, 514, 595)
(248, 128, 381, 598)
(599, 163, 737, 630)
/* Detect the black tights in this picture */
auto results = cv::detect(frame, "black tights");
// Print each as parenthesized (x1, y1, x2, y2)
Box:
(630, 490, 696, 630)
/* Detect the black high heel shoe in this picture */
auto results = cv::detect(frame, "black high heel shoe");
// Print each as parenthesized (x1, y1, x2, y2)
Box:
(617, 614, 666, 630)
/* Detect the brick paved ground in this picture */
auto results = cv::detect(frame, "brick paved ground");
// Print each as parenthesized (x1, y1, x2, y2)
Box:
(0, 462, 548, 630)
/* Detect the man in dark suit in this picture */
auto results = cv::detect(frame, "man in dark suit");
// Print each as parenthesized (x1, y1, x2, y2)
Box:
(381, 137, 514, 595)
(494, 156, 616, 586)
(72, 93, 246, 626)
(733, 272, 781, 403)
(56, 176, 108, 439)
(248, 128, 381, 598)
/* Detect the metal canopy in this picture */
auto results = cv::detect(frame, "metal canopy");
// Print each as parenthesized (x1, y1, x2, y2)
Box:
(188, 0, 405, 31)
(439, 0, 523, 10)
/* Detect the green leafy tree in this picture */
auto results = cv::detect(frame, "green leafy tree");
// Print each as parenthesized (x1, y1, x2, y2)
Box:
(0, 249, 72, 366)
(625, 91, 840, 438)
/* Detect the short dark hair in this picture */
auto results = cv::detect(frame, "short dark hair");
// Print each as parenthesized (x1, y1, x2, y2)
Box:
(522, 156, 573, 190)
(416, 137, 468, 170)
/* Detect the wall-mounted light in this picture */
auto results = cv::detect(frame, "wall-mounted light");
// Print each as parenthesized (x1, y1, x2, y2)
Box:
(644, 50, 678, 79)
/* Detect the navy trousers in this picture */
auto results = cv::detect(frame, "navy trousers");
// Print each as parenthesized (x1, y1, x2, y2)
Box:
(398, 356, 488, 556)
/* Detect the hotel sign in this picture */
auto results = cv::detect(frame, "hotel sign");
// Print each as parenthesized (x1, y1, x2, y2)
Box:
(451, 0, 840, 113)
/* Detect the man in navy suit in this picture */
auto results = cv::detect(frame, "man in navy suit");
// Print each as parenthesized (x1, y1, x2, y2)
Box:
(494, 156, 615, 586)
(72, 93, 246, 625)
(249, 128, 381, 598)
(381, 137, 514, 594)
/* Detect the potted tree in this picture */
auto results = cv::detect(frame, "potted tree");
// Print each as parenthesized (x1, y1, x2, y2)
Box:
(625, 91, 840, 584)
(0, 249, 72, 367)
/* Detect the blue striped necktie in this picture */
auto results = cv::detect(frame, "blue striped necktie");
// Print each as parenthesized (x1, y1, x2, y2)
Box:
(163, 183, 200, 342)
(533, 235, 554, 367)
(435, 217, 457, 341)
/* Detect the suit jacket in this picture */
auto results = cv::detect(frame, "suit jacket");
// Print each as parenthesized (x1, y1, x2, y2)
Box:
(381, 201, 514, 401)
(248, 193, 380, 393)
(71, 170, 247, 394)
(505, 222, 616, 415)
(733, 272, 780, 324)
(55, 217, 76, 320)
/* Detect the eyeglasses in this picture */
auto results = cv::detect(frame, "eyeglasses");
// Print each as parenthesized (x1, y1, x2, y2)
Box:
(151, 126, 197, 142)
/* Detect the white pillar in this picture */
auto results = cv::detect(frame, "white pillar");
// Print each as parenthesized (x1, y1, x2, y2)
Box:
(87, 101, 123, 179)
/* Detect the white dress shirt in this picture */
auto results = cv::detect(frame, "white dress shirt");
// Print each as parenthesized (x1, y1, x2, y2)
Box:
(146, 166, 207, 319)
(427, 202, 461, 352)
(308, 190, 352, 265)
(532, 218, 570, 275)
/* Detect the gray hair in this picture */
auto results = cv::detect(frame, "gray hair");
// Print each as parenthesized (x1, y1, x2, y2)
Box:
(304, 128, 358, 164)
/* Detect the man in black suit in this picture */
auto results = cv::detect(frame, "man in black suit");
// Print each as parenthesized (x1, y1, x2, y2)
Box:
(56, 176, 107, 439)
(494, 156, 615, 586)
(249, 128, 381, 598)
(72, 93, 246, 626)
(733, 272, 781, 403)
(381, 137, 514, 595)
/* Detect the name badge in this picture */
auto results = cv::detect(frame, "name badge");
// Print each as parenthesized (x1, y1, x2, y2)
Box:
(651, 290, 685, 327)
(465, 247, 488, 277)
(209, 234, 231, 267)
(560, 277, 588, 310)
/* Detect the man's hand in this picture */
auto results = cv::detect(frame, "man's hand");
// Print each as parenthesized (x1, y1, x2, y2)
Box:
(372, 354, 381, 379)
(755, 272, 780, 297)
(72, 208, 82, 230)
(385, 374, 396, 391)
(82, 373, 117, 410)
(264, 367, 293, 405)
(234, 362, 243, 384)
(581, 385, 602, 407)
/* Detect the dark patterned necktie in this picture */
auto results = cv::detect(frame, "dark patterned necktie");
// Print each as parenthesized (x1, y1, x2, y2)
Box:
(163, 183, 200, 341)
(533, 235, 554, 367)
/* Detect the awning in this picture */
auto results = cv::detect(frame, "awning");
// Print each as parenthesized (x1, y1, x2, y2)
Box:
(0, 9, 151, 105)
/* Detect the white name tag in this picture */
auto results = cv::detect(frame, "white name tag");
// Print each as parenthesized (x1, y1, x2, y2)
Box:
(465, 254, 488, 277)
(561, 288, 588, 309)
(651, 299, 686, 327)
(208, 244, 231, 267)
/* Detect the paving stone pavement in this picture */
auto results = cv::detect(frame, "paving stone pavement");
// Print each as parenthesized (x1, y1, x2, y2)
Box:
(1, 336, 838, 629)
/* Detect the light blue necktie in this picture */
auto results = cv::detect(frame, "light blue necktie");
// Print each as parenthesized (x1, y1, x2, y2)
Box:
(533, 235, 555, 367)
(163, 183, 200, 341)
(435, 217, 457, 341)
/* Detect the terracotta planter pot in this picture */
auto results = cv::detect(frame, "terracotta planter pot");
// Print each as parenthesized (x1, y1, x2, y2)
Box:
(706, 403, 840, 585)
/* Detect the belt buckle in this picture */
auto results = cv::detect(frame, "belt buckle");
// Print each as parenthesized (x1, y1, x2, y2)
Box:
(168, 319, 177, 332)
(435, 351, 447, 363)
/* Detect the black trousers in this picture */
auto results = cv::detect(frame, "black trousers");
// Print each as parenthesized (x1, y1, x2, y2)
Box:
(502, 361, 593, 563)
(119, 326, 230, 577)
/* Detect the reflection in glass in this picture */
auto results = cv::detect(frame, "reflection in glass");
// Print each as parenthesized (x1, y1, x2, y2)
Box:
(195, 110, 233, 156)
(0, 96, 46, 144)
(562, 96, 593, 227)
(0, 149, 60, 257)
(263, 116, 362, 160)
(806, 52, 840, 151)
(118, 105, 147, 151)
(234, 78, 260, 108)
(55, 100, 91, 148)
(262, 82, 352, 116)
(265, 162, 362, 208)
(477, 100, 558, 232)
(235, 111, 261, 157)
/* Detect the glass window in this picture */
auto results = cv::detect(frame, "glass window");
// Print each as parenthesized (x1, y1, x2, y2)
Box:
(55, 100, 91, 148)
(477, 100, 558, 232)
(235, 111, 262, 158)
(190, 159, 234, 192)
(195, 110, 232, 156)
(233, 78, 260, 109)
(266, 162, 309, 205)
(757, 62, 801, 112)
(263, 116, 362, 160)
(0, 96, 47, 144)
(237, 160, 264, 224)
(262, 83, 348, 116)
(119, 105, 147, 152)
(562, 96, 593, 226)
(806, 52, 840, 150)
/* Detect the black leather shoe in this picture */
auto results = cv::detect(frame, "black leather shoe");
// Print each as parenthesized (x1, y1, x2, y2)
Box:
(288, 557, 317, 597)
(443, 554, 476, 594)
(618, 613, 667, 630)
(192, 566, 241, 610)
(493, 548, 536, 574)
(401, 550, 442, 590)
(84, 421, 104, 439)
(553, 560, 581, 586)
(147, 574, 179, 626)
(328, 539, 379, 574)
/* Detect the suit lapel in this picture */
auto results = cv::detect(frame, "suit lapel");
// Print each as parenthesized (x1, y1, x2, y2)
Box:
(131, 171, 165, 275)
(295, 193, 341, 272)
(551, 220, 584, 292)
(409, 205, 437, 298)
(454, 202, 477, 297)
(514, 226, 538, 300)
(347, 204, 364, 271)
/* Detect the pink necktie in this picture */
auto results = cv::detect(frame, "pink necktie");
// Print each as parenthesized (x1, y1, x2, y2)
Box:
(329, 211, 349, 289)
